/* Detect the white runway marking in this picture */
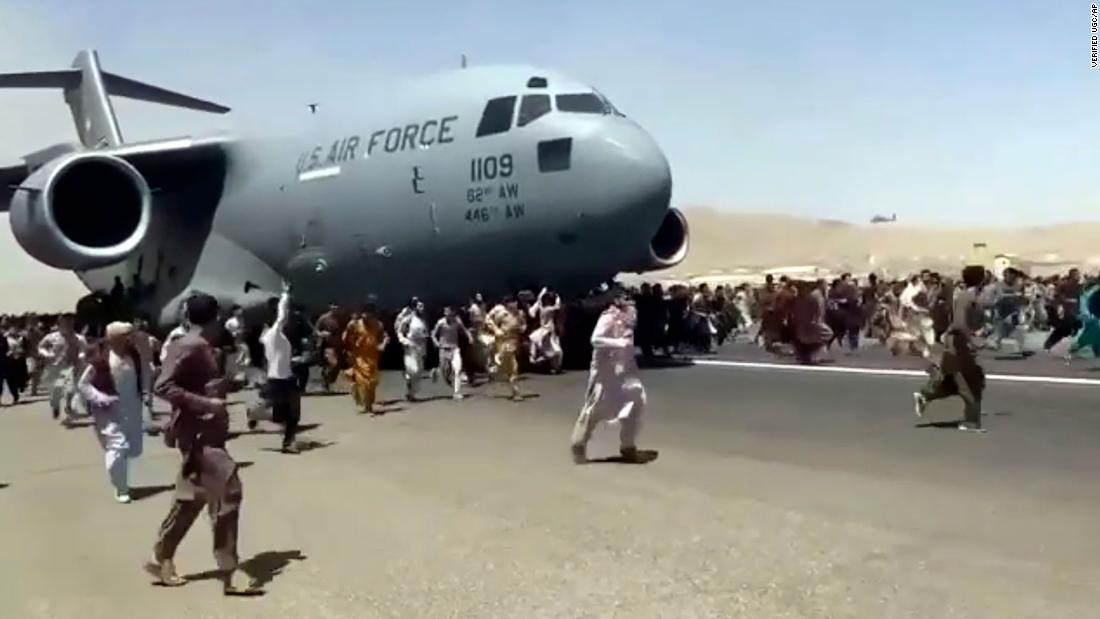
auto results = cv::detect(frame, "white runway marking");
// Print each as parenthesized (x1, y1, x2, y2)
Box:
(692, 359, 1100, 387)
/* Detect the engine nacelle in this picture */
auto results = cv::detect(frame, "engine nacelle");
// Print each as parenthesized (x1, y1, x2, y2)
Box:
(9, 153, 152, 271)
(628, 207, 690, 272)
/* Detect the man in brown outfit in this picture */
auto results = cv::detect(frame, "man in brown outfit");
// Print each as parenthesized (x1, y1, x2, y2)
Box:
(914, 266, 989, 433)
(144, 293, 263, 595)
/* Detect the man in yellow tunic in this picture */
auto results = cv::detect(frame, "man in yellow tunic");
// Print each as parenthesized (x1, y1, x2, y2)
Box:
(486, 297, 527, 401)
(341, 303, 389, 415)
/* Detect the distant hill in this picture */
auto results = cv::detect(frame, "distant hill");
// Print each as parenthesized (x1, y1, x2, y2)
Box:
(3, 207, 1099, 314)
(675, 207, 1100, 277)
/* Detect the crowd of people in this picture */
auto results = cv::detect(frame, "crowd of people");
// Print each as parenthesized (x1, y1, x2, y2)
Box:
(630, 267, 1100, 365)
(6, 264, 1100, 593)
(0, 282, 652, 595)
(3, 267, 1098, 429)
(3, 267, 1098, 423)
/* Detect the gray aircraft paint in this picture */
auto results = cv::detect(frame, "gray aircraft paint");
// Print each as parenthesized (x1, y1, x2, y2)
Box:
(1, 52, 685, 326)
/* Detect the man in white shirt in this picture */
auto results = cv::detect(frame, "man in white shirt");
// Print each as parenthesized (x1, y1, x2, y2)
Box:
(899, 276, 934, 356)
(258, 282, 300, 454)
(161, 322, 189, 364)
(432, 306, 471, 400)
(223, 306, 251, 386)
(467, 293, 493, 381)
(397, 299, 430, 401)
(528, 287, 564, 373)
(76, 321, 152, 503)
(37, 314, 86, 425)
(570, 294, 648, 464)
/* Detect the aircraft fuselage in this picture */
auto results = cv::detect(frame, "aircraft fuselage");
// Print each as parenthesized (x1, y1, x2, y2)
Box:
(72, 66, 679, 324)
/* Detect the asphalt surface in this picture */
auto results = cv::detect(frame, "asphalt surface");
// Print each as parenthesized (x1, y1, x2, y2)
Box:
(706, 329, 1100, 379)
(2, 345, 1099, 618)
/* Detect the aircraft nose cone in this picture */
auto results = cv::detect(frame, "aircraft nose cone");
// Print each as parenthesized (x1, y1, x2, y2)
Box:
(596, 123, 672, 223)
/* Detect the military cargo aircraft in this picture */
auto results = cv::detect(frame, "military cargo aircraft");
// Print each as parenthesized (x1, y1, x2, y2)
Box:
(0, 50, 686, 325)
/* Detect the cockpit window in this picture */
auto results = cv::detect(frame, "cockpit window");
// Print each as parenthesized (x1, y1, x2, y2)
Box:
(517, 94, 551, 127)
(555, 93, 608, 114)
(476, 96, 517, 137)
(593, 89, 625, 117)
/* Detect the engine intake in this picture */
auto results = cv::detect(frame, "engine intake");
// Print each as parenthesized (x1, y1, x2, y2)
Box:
(8, 153, 151, 270)
(650, 207, 689, 266)
(628, 207, 689, 272)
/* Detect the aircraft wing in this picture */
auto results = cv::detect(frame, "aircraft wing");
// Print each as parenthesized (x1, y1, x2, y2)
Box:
(0, 163, 24, 213)
(104, 135, 232, 191)
(0, 135, 232, 213)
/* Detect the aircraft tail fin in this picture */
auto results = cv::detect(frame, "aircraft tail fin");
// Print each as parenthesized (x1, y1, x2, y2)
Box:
(0, 49, 230, 149)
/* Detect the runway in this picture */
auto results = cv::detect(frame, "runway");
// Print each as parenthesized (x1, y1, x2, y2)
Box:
(1, 351, 1098, 618)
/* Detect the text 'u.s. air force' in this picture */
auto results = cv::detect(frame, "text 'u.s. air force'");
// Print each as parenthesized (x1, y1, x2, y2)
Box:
(296, 115, 459, 174)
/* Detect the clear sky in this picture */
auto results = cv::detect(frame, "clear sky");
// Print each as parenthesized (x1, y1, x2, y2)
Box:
(3, 0, 1098, 225)
(0, 1, 1097, 309)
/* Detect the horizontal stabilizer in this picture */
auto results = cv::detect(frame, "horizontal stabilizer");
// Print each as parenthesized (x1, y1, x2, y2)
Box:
(101, 72, 230, 113)
(0, 68, 229, 114)
(0, 70, 81, 89)
(0, 49, 229, 148)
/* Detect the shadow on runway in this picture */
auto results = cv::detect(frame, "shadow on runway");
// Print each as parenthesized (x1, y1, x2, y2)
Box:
(409, 394, 460, 404)
(242, 550, 308, 586)
(130, 484, 174, 502)
(296, 439, 336, 453)
(183, 549, 307, 588)
(237, 461, 255, 469)
(260, 440, 336, 454)
(228, 428, 270, 440)
(915, 421, 964, 429)
(489, 393, 541, 402)
(637, 356, 694, 370)
(367, 405, 407, 416)
(1, 396, 47, 409)
(229, 423, 322, 441)
(302, 390, 349, 398)
(586, 449, 659, 465)
(62, 419, 95, 429)
(917, 410, 1009, 429)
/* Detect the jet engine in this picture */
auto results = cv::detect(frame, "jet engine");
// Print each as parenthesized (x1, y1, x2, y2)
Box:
(8, 152, 152, 271)
(631, 207, 689, 272)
